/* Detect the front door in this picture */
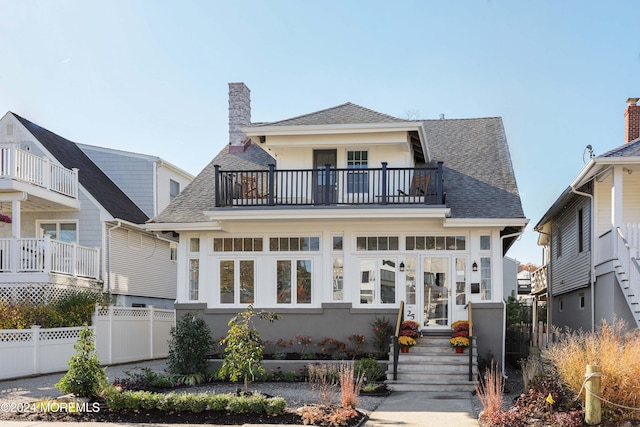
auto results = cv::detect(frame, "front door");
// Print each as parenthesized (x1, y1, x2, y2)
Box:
(313, 149, 337, 205)
(422, 256, 450, 328)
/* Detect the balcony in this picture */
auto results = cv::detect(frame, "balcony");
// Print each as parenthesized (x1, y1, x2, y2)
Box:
(0, 237, 99, 280)
(531, 265, 547, 296)
(0, 144, 79, 199)
(214, 163, 444, 208)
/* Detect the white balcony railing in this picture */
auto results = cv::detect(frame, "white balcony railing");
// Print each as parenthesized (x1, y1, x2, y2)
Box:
(0, 144, 78, 199)
(531, 264, 547, 295)
(0, 237, 99, 279)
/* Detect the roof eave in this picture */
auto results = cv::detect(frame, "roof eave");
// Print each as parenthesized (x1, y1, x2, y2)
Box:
(243, 121, 424, 138)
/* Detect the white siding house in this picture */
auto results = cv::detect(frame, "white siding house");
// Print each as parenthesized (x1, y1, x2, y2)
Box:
(0, 112, 191, 308)
(148, 83, 528, 365)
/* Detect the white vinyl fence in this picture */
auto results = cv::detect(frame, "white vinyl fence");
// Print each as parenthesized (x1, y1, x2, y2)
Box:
(93, 306, 175, 365)
(0, 306, 175, 380)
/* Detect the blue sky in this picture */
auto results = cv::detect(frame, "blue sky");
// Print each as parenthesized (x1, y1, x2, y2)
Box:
(1, 0, 639, 266)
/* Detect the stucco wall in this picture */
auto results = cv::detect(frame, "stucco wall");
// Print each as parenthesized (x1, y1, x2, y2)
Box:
(470, 302, 504, 366)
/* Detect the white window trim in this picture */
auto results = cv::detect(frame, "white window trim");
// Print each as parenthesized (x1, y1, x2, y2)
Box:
(36, 219, 79, 243)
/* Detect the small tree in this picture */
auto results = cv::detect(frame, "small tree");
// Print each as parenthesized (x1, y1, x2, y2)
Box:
(218, 305, 280, 392)
(167, 313, 213, 378)
(56, 325, 106, 397)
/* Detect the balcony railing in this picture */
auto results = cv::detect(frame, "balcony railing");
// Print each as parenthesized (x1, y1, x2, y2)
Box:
(0, 237, 99, 279)
(0, 144, 79, 199)
(531, 265, 547, 295)
(214, 162, 444, 207)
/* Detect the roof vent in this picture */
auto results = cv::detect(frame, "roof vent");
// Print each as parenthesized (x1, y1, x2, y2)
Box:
(439, 114, 445, 120)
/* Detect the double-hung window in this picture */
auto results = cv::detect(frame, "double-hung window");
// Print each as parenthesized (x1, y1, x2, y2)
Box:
(347, 150, 368, 193)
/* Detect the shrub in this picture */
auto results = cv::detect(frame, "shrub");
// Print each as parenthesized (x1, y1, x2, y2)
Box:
(371, 316, 393, 353)
(114, 366, 175, 391)
(56, 325, 107, 398)
(218, 305, 280, 392)
(354, 358, 385, 383)
(167, 313, 213, 377)
(475, 362, 503, 419)
(544, 319, 640, 421)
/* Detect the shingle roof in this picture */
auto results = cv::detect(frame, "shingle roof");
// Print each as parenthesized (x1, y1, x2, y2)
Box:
(152, 142, 275, 223)
(152, 107, 524, 223)
(259, 102, 409, 126)
(424, 117, 524, 219)
(598, 138, 640, 157)
(13, 113, 149, 224)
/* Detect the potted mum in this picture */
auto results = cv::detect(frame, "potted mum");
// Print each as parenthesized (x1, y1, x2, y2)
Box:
(450, 320, 470, 353)
(398, 336, 416, 353)
(400, 320, 420, 339)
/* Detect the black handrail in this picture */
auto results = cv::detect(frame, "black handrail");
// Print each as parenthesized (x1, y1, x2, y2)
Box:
(392, 300, 405, 380)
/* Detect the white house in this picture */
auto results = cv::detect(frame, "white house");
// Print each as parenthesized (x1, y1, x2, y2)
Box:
(148, 83, 528, 364)
(0, 112, 193, 308)
(535, 98, 640, 332)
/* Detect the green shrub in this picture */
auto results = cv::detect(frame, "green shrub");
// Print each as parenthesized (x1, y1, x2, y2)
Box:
(53, 291, 104, 326)
(218, 305, 280, 392)
(167, 313, 213, 376)
(207, 394, 231, 411)
(264, 396, 286, 414)
(354, 358, 385, 382)
(55, 325, 106, 397)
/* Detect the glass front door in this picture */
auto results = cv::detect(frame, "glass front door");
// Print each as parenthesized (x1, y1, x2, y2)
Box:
(422, 256, 450, 328)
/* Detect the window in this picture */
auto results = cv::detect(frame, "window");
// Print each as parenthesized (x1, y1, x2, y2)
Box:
(480, 235, 491, 251)
(39, 221, 77, 243)
(276, 259, 312, 304)
(270, 237, 319, 251)
(189, 238, 200, 253)
(188, 259, 199, 300)
(405, 257, 416, 305)
(347, 150, 368, 193)
(556, 225, 562, 258)
(219, 260, 254, 304)
(356, 236, 399, 251)
(214, 237, 263, 252)
(480, 257, 491, 300)
(579, 293, 585, 309)
(332, 257, 344, 301)
(455, 258, 466, 306)
(170, 243, 177, 261)
(406, 235, 466, 251)
(332, 236, 343, 251)
(359, 258, 396, 305)
(578, 209, 584, 253)
(170, 179, 180, 202)
(559, 298, 564, 312)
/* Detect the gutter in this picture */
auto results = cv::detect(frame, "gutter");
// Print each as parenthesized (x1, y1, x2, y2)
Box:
(106, 221, 122, 295)
(570, 184, 596, 332)
(500, 230, 524, 374)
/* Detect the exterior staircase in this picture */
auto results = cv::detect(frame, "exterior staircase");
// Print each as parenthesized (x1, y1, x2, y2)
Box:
(385, 331, 478, 392)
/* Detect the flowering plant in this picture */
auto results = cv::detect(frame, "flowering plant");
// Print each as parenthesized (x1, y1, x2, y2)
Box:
(451, 320, 469, 332)
(371, 316, 393, 352)
(0, 214, 11, 224)
(450, 336, 469, 347)
(398, 336, 416, 347)
(400, 320, 420, 338)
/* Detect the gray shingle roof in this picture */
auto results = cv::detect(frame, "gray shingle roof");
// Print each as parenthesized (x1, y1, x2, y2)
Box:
(152, 142, 275, 223)
(424, 117, 524, 219)
(258, 102, 409, 126)
(13, 113, 149, 224)
(153, 107, 524, 223)
(599, 138, 640, 157)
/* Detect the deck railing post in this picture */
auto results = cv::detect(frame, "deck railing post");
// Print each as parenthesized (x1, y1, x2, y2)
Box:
(268, 164, 275, 206)
(324, 164, 331, 206)
(214, 165, 221, 207)
(381, 162, 388, 205)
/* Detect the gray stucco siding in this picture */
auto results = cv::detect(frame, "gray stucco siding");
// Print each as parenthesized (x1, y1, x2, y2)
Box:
(469, 302, 504, 366)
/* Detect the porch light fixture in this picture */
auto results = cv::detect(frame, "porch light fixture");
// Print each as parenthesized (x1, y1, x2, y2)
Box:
(399, 262, 405, 272)
(472, 261, 478, 272)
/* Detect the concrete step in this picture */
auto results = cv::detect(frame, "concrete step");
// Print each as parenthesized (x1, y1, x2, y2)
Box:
(389, 371, 475, 382)
(393, 362, 478, 374)
(386, 379, 477, 392)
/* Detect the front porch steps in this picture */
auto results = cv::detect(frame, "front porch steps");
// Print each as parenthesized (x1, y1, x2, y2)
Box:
(385, 331, 478, 392)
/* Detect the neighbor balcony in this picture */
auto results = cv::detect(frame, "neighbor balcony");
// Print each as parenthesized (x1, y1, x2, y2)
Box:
(214, 162, 444, 207)
(0, 237, 99, 280)
(0, 144, 79, 200)
(531, 264, 547, 296)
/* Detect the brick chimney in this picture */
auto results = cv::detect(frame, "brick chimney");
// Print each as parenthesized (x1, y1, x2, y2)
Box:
(624, 97, 640, 143)
(228, 82, 251, 153)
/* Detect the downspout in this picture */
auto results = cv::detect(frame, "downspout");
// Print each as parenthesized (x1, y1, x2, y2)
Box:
(106, 221, 122, 296)
(570, 184, 595, 332)
(500, 230, 524, 373)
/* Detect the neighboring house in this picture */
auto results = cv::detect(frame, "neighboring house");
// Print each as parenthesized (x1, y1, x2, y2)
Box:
(503, 257, 519, 299)
(534, 98, 640, 332)
(0, 112, 192, 308)
(148, 83, 528, 364)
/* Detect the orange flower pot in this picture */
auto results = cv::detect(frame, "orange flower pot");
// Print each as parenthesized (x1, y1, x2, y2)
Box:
(455, 346, 464, 354)
(401, 347, 410, 353)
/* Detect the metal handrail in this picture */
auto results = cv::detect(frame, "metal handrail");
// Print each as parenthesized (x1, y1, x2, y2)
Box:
(392, 300, 405, 380)
(468, 301, 474, 381)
